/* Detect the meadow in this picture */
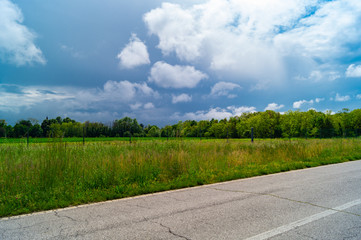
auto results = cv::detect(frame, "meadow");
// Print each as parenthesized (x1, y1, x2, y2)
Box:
(0, 136, 173, 144)
(1, 138, 361, 217)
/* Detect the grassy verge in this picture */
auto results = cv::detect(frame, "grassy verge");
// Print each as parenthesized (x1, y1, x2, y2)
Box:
(1, 138, 361, 217)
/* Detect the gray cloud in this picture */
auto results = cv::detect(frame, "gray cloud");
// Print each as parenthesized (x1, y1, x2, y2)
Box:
(0, 81, 159, 123)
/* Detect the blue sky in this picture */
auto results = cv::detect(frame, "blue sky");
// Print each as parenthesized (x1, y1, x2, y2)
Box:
(1, 0, 361, 126)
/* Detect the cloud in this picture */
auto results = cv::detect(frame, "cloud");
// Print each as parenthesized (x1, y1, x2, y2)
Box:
(264, 103, 284, 111)
(117, 34, 150, 69)
(0, 0, 45, 66)
(130, 102, 142, 110)
(327, 71, 342, 81)
(357, 94, 361, 99)
(177, 108, 232, 121)
(148, 61, 207, 88)
(210, 81, 242, 98)
(172, 93, 192, 104)
(173, 105, 256, 121)
(335, 93, 350, 102)
(227, 106, 257, 116)
(0, 84, 72, 113)
(315, 98, 325, 103)
(102, 80, 157, 102)
(292, 97, 326, 109)
(144, 0, 361, 86)
(143, 102, 155, 109)
(295, 70, 341, 82)
(129, 101, 156, 111)
(144, 3, 203, 62)
(144, 1, 285, 83)
(293, 99, 314, 109)
(0, 80, 159, 118)
(346, 64, 361, 77)
(275, 0, 361, 62)
(323, 109, 336, 115)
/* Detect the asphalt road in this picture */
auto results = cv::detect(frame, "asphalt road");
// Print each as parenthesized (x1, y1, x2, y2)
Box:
(1, 160, 361, 240)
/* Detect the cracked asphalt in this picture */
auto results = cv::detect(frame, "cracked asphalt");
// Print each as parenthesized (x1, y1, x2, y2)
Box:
(1, 160, 361, 240)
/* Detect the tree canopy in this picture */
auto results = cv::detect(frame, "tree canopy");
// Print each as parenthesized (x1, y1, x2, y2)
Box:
(2, 109, 361, 138)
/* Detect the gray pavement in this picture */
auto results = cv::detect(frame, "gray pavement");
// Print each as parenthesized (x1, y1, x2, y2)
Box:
(1, 160, 361, 239)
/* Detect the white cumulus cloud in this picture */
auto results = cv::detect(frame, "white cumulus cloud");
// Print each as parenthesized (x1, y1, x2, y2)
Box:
(293, 99, 314, 109)
(103, 80, 154, 101)
(210, 81, 242, 98)
(144, 0, 361, 85)
(294, 70, 341, 82)
(172, 93, 192, 104)
(173, 105, 256, 121)
(346, 64, 361, 77)
(117, 34, 150, 69)
(178, 108, 232, 121)
(227, 106, 257, 116)
(0, 0, 46, 66)
(143, 102, 155, 109)
(144, 3, 203, 62)
(292, 97, 325, 109)
(274, 0, 361, 67)
(130, 102, 142, 110)
(264, 103, 284, 111)
(148, 61, 207, 88)
(335, 93, 350, 102)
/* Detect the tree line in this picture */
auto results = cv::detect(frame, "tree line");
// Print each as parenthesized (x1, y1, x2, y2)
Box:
(1, 108, 361, 139)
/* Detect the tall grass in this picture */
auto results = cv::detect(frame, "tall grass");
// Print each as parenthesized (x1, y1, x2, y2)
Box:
(0, 137, 219, 144)
(1, 138, 361, 217)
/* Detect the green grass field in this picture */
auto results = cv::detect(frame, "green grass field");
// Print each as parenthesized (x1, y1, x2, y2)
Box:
(1, 138, 361, 217)
(0, 136, 221, 144)
(0, 136, 166, 144)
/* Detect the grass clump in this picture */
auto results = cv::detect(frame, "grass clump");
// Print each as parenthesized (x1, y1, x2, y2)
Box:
(1, 138, 361, 217)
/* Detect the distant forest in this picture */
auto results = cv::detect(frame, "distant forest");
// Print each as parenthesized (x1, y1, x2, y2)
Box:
(1, 108, 361, 139)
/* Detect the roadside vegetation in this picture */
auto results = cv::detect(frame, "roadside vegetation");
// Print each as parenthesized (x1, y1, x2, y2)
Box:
(1, 138, 361, 217)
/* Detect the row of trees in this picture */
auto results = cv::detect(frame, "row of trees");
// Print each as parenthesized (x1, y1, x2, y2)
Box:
(1, 109, 361, 139)
(0, 117, 160, 138)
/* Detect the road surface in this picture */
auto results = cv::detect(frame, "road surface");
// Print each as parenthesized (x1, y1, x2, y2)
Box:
(1, 160, 361, 239)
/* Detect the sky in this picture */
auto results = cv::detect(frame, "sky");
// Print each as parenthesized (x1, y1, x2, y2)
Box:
(1, 0, 361, 126)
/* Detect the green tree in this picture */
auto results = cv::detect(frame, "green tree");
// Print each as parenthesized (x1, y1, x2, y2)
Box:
(280, 111, 302, 138)
(56, 116, 62, 124)
(0, 120, 6, 137)
(112, 117, 143, 137)
(13, 120, 32, 138)
(49, 123, 63, 138)
(148, 125, 160, 137)
(161, 125, 173, 137)
(29, 124, 43, 137)
(61, 122, 82, 137)
(208, 119, 227, 138)
(41, 117, 58, 137)
(349, 109, 361, 136)
(62, 117, 76, 123)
